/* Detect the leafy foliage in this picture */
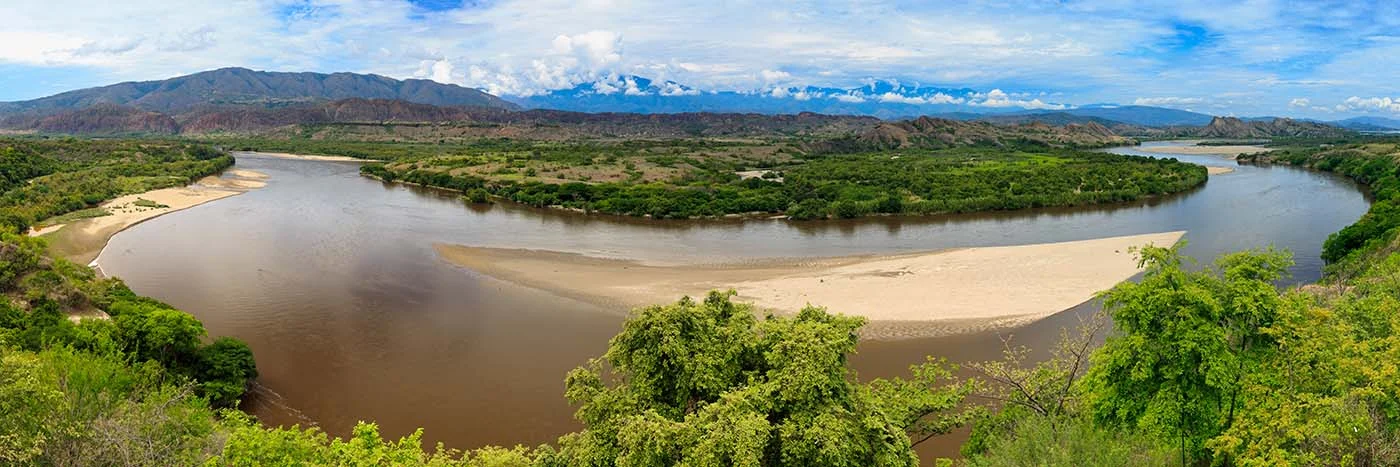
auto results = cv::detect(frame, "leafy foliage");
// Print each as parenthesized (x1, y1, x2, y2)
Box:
(552, 291, 979, 466)
(367, 146, 1205, 220)
(1082, 244, 1292, 461)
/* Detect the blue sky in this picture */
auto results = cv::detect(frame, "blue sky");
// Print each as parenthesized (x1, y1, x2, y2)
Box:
(2, 0, 1398, 118)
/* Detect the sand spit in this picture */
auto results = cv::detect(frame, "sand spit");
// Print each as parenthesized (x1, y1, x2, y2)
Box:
(1207, 166, 1236, 175)
(435, 231, 1186, 339)
(234, 151, 366, 162)
(37, 170, 269, 264)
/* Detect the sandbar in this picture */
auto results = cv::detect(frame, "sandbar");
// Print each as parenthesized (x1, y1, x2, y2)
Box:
(1139, 144, 1272, 157)
(435, 231, 1186, 338)
(38, 169, 269, 265)
(1207, 166, 1235, 175)
(234, 151, 366, 162)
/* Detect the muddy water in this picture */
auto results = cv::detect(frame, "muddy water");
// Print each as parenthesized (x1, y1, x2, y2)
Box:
(98, 143, 1368, 460)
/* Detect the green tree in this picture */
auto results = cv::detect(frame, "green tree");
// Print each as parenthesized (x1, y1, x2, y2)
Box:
(113, 302, 207, 368)
(1082, 243, 1292, 463)
(197, 337, 259, 407)
(552, 291, 977, 466)
(0, 351, 68, 464)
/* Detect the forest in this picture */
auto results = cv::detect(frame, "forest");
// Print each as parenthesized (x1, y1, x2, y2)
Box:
(4, 135, 1400, 465)
(0, 137, 232, 234)
(360, 145, 1206, 220)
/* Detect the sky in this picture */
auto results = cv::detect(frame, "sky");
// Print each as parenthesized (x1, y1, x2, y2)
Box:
(1, 0, 1398, 118)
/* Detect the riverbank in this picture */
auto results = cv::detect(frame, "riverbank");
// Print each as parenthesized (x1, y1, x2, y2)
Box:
(34, 170, 269, 265)
(435, 230, 1185, 339)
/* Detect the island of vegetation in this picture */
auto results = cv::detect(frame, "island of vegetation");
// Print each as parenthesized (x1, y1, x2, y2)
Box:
(357, 143, 1206, 220)
(4, 134, 1400, 467)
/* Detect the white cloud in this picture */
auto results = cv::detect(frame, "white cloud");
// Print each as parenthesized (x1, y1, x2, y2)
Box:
(877, 92, 926, 104)
(415, 59, 456, 84)
(1133, 96, 1206, 106)
(972, 89, 1067, 110)
(875, 92, 966, 105)
(658, 81, 698, 96)
(760, 69, 791, 82)
(1289, 97, 1310, 108)
(834, 94, 865, 103)
(551, 30, 623, 68)
(1339, 96, 1400, 113)
(0, 0, 1398, 117)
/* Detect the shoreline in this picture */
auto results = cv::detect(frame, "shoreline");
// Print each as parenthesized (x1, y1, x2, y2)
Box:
(435, 231, 1186, 339)
(36, 169, 269, 266)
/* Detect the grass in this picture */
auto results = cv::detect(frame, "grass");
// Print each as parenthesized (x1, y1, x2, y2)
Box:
(41, 207, 111, 226)
(133, 198, 169, 208)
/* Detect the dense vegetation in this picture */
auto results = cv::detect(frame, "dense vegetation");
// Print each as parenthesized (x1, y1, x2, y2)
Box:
(361, 145, 1205, 220)
(1239, 140, 1400, 265)
(0, 137, 231, 234)
(0, 232, 259, 464)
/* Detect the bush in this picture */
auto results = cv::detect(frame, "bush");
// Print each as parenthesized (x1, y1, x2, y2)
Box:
(465, 188, 491, 204)
(787, 198, 828, 220)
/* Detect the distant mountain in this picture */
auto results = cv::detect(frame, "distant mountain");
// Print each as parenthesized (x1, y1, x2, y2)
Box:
(510, 75, 1235, 128)
(21, 103, 180, 135)
(1332, 116, 1400, 131)
(0, 68, 1357, 139)
(0, 96, 883, 138)
(512, 75, 983, 119)
(1055, 106, 1214, 126)
(1195, 116, 1352, 139)
(0, 67, 518, 114)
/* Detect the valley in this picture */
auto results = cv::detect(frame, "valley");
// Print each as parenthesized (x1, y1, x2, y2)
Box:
(1, 43, 1399, 466)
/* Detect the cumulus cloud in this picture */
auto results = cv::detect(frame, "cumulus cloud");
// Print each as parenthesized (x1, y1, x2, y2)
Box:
(760, 69, 791, 83)
(971, 89, 1067, 110)
(1289, 98, 1310, 108)
(875, 92, 965, 105)
(551, 30, 623, 68)
(1133, 96, 1205, 106)
(415, 59, 456, 84)
(1337, 96, 1400, 113)
(1, 0, 1399, 117)
(658, 81, 698, 96)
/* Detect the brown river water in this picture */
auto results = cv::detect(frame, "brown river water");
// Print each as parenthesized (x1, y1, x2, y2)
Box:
(96, 142, 1369, 461)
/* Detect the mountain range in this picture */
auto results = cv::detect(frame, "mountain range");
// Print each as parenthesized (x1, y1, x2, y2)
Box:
(508, 75, 1236, 127)
(0, 68, 1385, 138)
(0, 67, 516, 115)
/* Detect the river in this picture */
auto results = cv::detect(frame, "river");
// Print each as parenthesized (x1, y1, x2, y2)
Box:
(96, 142, 1369, 461)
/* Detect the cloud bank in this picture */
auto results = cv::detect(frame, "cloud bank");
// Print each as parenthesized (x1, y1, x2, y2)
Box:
(1, 0, 1398, 117)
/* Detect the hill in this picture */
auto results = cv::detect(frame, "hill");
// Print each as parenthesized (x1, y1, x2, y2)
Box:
(0, 67, 518, 114)
(1194, 116, 1353, 139)
(1333, 116, 1400, 131)
(809, 117, 1133, 153)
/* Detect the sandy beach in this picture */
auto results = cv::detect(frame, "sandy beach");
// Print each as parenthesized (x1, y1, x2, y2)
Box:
(234, 151, 366, 162)
(1139, 144, 1272, 157)
(36, 170, 269, 265)
(1207, 166, 1235, 175)
(436, 231, 1185, 338)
